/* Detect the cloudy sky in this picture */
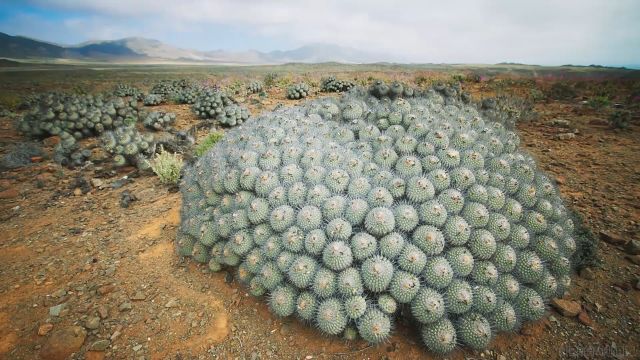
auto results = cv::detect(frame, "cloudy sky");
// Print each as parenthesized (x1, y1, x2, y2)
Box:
(0, 0, 638, 66)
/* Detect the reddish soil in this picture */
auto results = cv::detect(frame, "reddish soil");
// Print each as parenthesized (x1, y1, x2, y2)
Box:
(0, 75, 639, 360)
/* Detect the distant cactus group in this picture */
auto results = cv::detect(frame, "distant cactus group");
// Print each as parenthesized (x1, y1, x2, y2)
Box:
(192, 89, 250, 127)
(321, 76, 355, 93)
(177, 84, 580, 355)
(287, 83, 310, 100)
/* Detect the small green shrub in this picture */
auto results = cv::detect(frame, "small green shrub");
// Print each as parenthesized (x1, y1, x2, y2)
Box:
(264, 73, 278, 88)
(194, 131, 224, 157)
(609, 110, 631, 129)
(588, 96, 611, 109)
(149, 147, 183, 184)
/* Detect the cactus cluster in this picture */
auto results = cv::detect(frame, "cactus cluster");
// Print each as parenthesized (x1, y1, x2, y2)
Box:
(246, 81, 264, 95)
(481, 96, 536, 128)
(17, 93, 139, 140)
(369, 80, 416, 99)
(175, 86, 201, 105)
(192, 89, 250, 127)
(287, 83, 311, 100)
(143, 111, 177, 131)
(321, 76, 355, 93)
(177, 85, 580, 355)
(114, 84, 142, 99)
(143, 94, 164, 106)
(101, 126, 155, 169)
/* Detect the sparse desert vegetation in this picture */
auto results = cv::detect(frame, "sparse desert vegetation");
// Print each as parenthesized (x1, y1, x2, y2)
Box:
(0, 62, 639, 360)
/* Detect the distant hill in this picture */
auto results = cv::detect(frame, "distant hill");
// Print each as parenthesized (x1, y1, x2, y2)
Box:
(0, 32, 385, 64)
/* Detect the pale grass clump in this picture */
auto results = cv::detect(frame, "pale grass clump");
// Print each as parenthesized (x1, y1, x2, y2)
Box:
(149, 147, 183, 184)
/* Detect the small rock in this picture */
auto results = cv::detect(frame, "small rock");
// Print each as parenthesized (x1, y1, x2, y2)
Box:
(90, 339, 110, 351)
(578, 311, 594, 327)
(110, 330, 121, 341)
(97, 285, 115, 296)
(120, 190, 138, 208)
(165, 299, 178, 308)
(119, 302, 132, 312)
(39, 326, 86, 360)
(90, 178, 104, 189)
(49, 303, 66, 317)
(579, 267, 596, 280)
(551, 298, 581, 317)
(251, 352, 259, 360)
(548, 315, 559, 325)
(625, 255, 640, 265)
(97, 305, 109, 319)
(599, 230, 627, 245)
(624, 239, 640, 255)
(498, 355, 507, 360)
(0, 187, 19, 199)
(555, 132, 576, 140)
(85, 317, 100, 330)
(73, 188, 83, 196)
(131, 291, 146, 301)
(133, 344, 143, 351)
(635, 279, 640, 290)
(548, 119, 571, 128)
(38, 323, 54, 336)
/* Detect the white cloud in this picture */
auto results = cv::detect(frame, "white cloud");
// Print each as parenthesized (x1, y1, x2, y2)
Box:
(19, 0, 640, 65)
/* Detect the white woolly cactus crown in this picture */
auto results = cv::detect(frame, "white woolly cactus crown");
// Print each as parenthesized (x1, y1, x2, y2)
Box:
(176, 82, 579, 355)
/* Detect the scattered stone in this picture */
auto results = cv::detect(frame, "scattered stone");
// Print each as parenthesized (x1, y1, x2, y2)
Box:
(624, 239, 640, 255)
(120, 190, 138, 208)
(555, 132, 576, 140)
(548, 119, 571, 128)
(599, 231, 627, 246)
(119, 302, 132, 312)
(97, 285, 115, 296)
(91, 178, 104, 189)
(0, 187, 19, 199)
(52, 289, 67, 298)
(165, 298, 178, 308)
(73, 188, 83, 196)
(625, 255, 640, 265)
(551, 298, 581, 317)
(579, 267, 596, 280)
(131, 291, 146, 301)
(97, 305, 109, 319)
(578, 311, 594, 327)
(133, 344, 143, 351)
(548, 315, 559, 325)
(39, 326, 86, 360)
(110, 330, 121, 341)
(49, 303, 66, 317)
(90, 339, 110, 351)
(85, 317, 101, 330)
(38, 323, 54, 336)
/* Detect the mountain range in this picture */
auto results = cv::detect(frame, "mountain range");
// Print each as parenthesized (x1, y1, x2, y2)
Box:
(0, 32, 388, 64)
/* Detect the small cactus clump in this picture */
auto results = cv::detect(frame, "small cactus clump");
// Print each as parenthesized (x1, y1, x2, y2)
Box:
(17, 92, 139, 140)
(192, 89, 250, 127)
(246, 81, 264, 95)
(142, 111, 176, 131)
(143, 94, 164, 106)
(113, 84, 142, 99)
(321, 76, 355, 93)
(101, 126, 155, 170)
(287, 83, 310, 100)
(177, 84, 586, 355)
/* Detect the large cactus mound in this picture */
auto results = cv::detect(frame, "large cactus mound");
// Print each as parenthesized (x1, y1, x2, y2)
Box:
(176, 85, 584, 355)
